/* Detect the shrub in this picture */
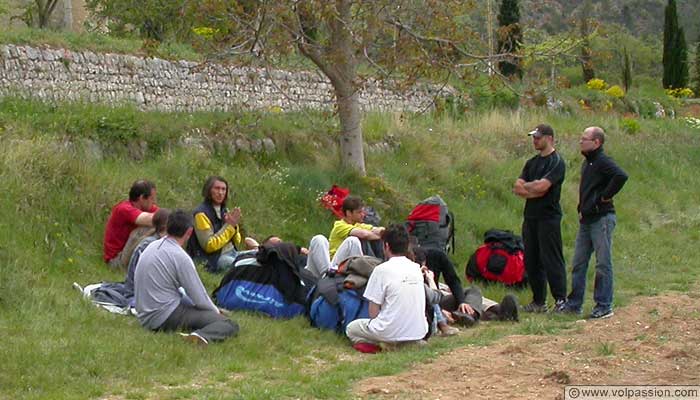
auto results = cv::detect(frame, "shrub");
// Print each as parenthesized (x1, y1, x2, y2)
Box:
(620, 118, 641, 135)
(469, 85, 519, 111)
(586, 78, 607, 91)
(634, 98, 658, 118)
(665, 87, 695, 98)
(684, 117, 700, 129)
(605, 85, 625, 98)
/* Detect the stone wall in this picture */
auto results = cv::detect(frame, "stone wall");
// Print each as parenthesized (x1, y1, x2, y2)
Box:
(0, 44, 451, 113)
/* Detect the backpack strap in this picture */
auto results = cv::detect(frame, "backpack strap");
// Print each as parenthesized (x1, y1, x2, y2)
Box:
(447, 211, 455, 254)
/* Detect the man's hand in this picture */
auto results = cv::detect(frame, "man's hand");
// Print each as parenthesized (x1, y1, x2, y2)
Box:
(422, 267, 437, 289)
(224, 207, 241, 226)
(441, 309, 455, 324)
(371, 226, 385, 236)
(457, 303, 476, 316)
(218, 307, 231, 316)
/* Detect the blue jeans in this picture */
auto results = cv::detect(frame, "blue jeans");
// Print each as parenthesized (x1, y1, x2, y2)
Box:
(566, 213, 617, 313)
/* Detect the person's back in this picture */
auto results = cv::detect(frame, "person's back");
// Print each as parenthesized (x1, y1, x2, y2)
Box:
(104, 180, 158, 268)
(365, 257, 427, 341)
(124, 235, 158, 296)
(345, 224, 427, 346)
(135, 236, 215, 329)
(134, 210, 239, 344)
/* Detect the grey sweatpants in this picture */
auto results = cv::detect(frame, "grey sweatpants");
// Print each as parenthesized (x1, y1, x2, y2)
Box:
(159, 303, 239, 342)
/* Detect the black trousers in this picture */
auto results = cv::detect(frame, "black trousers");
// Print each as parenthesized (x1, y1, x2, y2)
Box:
(522, 217, 567, 305)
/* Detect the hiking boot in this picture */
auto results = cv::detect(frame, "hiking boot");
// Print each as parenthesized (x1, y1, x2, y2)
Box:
(498, 294, 519, 322)
(521, 302, 548, 313)
(438, 325, 460, 337)
(180, 332, 209, 346)
(452, 311, 478, 328)
(589, 308, 614, 320)
(552, 299, 567, 313)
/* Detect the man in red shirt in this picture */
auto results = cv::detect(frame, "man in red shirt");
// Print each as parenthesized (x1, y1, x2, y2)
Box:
(104, 180, 159, 268)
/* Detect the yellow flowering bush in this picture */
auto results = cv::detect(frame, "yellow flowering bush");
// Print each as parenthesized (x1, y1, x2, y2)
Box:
(192, 27, 219, 39)
(605, 85, 625, 98)
(586, 78, 607, 91)
(666, 88, 695, 98)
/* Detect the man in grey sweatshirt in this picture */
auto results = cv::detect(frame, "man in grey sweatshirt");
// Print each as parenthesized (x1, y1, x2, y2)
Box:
(134, 210, 239, 344)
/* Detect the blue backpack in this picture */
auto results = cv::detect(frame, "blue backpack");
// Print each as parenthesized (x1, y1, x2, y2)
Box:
(215, 278, 305, 319)
(306, 276, 369, 334)
(213, 243, 307, 319)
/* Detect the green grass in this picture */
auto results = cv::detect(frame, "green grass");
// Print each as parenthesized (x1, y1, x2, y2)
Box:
(0, 27, 201, 61)
(1, 96, 700, 399)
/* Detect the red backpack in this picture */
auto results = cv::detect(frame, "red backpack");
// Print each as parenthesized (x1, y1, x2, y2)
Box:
(319, 185, 350, 219)
(406, 195, 455, 254)
(465, 230, 526, 286)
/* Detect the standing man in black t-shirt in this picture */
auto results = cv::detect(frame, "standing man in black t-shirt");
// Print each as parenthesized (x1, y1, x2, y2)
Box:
(513, 124, 567, 313)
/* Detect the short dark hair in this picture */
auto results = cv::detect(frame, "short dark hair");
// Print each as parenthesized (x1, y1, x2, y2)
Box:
(152, 208, 171, 233)
(202, 176, 229, 207)
(342, 195, 363, 214)
(129, 180, 156, 202)
(166, 209, 193, 237)
(383, 224, 410, 255)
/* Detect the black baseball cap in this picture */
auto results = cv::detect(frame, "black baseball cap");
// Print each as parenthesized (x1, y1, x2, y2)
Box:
(527, 124, 554, 138)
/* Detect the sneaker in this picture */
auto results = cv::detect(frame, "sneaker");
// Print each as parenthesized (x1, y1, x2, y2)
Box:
(552, 299, 567, 313)
(352, 342, 381, 353)
(498, 294, 520, 322)
(560, 306, 583, 316)
(179, 332, 209, 345)
(589, 308, 614, 319)
(521, 302, 548, 313)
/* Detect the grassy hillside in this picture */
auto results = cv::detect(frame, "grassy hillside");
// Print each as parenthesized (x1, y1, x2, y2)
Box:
(1, 96, 699, 399)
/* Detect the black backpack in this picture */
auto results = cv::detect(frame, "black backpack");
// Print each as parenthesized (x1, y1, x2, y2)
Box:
(406, 195, 455, 254)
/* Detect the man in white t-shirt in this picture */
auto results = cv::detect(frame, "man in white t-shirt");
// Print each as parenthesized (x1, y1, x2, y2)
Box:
(346, 224, 428, 345)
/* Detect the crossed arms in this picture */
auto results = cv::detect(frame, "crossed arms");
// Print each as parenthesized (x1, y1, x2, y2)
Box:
(513, 178, 552, 199)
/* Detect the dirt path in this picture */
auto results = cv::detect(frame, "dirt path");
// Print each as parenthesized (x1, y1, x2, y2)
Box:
(355, 292, 700, 400)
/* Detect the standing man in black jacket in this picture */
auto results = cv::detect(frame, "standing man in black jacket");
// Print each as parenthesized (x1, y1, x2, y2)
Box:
(563, 127, 628, 319)
(513, 124, 568, 313)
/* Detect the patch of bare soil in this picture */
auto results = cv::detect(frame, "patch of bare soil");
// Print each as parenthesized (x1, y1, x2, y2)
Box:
(355, 293, 700, 400)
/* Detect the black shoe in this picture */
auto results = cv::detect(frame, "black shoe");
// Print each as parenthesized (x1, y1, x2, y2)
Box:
(498, 294, 519, 322)
(552, 299, 567, 313)
(522, 302, 548, 313)
(589, 308, 614, 319)
(452, 311, 478, 328)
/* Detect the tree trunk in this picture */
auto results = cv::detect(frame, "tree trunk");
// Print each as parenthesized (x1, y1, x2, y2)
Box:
(296, 0, 366, 175)
(335, 85, 365, 174)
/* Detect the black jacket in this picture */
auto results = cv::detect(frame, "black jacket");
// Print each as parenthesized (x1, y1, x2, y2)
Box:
(578, 147, 628, 223)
